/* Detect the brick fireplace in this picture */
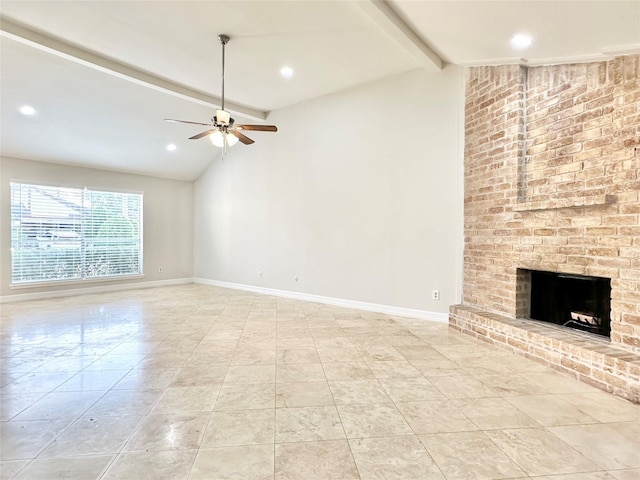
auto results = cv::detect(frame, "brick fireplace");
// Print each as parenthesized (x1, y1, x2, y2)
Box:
(450, 55, 640, 403)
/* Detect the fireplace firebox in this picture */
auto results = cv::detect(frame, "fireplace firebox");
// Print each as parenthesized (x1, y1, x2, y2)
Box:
(526, 270, 611, 338)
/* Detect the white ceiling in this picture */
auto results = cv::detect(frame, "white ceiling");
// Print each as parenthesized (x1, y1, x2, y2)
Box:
(1, 1, 639, 181)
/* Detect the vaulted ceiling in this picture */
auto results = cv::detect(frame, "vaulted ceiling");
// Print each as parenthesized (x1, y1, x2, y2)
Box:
(2, 1, 639, 180)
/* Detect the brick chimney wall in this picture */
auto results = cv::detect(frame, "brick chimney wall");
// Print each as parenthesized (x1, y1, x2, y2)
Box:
(451, 55, 640, 402)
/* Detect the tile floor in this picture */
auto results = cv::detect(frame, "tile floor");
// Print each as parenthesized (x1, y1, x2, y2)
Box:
(1, 284, 639, 480)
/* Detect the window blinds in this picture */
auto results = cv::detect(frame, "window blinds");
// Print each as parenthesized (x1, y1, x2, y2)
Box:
(10, 182, 143, 284)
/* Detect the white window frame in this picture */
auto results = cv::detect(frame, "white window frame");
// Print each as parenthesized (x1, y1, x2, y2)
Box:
(10, 181, 144, 287)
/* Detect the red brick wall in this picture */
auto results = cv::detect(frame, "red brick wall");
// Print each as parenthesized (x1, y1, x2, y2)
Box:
(462, 55, 640, 352)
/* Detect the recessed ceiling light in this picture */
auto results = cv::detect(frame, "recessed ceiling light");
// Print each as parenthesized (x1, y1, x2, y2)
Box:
(511, 34, 532, 49)
(20, 105, 36, 115)
(166, 144, 177, 151)
(280, 66, 294, 78)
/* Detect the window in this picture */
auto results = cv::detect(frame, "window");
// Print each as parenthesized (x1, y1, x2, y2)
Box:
(10, 182, 143, 285)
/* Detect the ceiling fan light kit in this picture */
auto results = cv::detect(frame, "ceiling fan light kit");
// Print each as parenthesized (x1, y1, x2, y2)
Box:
(165, 34, 277, 153)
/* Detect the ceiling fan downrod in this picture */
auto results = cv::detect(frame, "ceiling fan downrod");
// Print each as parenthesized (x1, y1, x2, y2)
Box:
(218, 34, 230, 113)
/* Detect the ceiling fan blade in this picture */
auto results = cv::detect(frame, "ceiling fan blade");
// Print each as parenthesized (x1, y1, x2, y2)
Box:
(230, 130, 255, 145)
(165, 119, 213, 126)
(190, 129, 218, 140)
(235, 124, 278, 132)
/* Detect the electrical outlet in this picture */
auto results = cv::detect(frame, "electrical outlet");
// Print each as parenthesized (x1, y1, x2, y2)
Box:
(432, 290, 440, 300)
(258, 271, 263, 278)
(158, 266, 164, 273)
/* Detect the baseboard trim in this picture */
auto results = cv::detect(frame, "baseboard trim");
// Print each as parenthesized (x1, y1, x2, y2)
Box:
(193, 277, 448, 323)
(0, 277, 193, 303)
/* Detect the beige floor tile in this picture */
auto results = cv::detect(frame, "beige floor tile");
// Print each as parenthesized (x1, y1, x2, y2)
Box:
(395, 400, 478, 434)
(83, 354, 144, 371)
(276, 337, 316, 348)
(420, 431, 526, 479)
(188, 445, 274, 480)
(151, 385, 219, 413)
(457, 356, 517, 375)
(608, 469, 640, 480)
(0, 372, 25, 390)
(276, 382, 334, 407)
(531, 473, 618, 480)
(488, 354, 550, 373)
(366, 360, 422, 379)
(12, 455, 114, 480)
(394, 345, 446, 361)
(328, 380, 391, 405)
(429, 375, 499, 399)
(54, 369, 129, 392)
(40, 415, 142, 457)
(107, 341, 161, 356)
(276, 364, 326, 383)
(384, 334, 428, 346)
(84, 389, 163, 417)
(3, 285, 635, 480)
(349, 435, 445, 479)
(184, 350, 234, 367)
(556, 392, 640, 423)
(12, 391, 104, 421)
(310, 327, 345, 338)
(452, 397, 540, 430)
(276, 347, 320, 364)
(376, 326, 413, 336)
(316, 347, 362, 363)
(0, 460, 29, 480)
(343, 327, 378, 336)
(194, 339, 238, 351)
(525, 371, 602, 394)
(123, 412, 209, 452)
(214, 383, 276, 410)
(101, 449, 197, 480)
(231, 348, 276, 365)
(203, 409, 275, 447)
(135, 352, 190, 370)
(486, 427, 600, 476)
(549, 422, 640, 470)
(337, 403, 412, 438)
(34, 355, 101, 373)
(225, 365, 276, 384)
(356, 346, 406, 362)
(322, 362, 375, 381)
(1, 371, 76, 395)
(0, 419, 73, 460)
(506, 394, 600, 426)
(0, 393, 45, 422)
(275, 406, 345, 442)
(275, 440, 359, 480)
(277, 328, 311, 339)
(431, 343, 499, 359)
(474, 373, 550, 396)
(379, 377, 444, 403)
(410, 359, 468, 377)
(111, 368, 179, 391)
(348, 336, 390, 348)
(170, 366, 228, 387)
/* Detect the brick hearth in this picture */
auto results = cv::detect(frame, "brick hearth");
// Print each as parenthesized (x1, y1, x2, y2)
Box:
(451, 55, 640, 403)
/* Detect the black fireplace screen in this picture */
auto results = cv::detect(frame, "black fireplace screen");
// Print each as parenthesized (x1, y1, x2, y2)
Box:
(529, 270, 611, 338)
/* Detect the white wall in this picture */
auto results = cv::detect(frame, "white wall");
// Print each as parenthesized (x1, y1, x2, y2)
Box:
(0, 156, 193, 298)
(194, 66, 464, 315)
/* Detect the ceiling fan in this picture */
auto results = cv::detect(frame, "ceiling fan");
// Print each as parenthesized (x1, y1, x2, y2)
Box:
(165, 34, 277, 151)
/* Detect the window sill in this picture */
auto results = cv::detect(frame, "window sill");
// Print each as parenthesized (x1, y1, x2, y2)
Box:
(9, 274, 145, 290)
